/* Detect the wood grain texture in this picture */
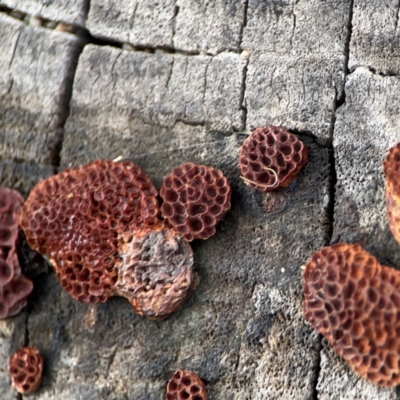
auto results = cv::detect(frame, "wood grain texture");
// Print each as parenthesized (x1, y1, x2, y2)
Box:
(349, 0, 400, 75)
(0, 14, 84, 164)
(0, 0, 89, 26)
(243, 0, 351, 144)
(87, 0, 176, 47)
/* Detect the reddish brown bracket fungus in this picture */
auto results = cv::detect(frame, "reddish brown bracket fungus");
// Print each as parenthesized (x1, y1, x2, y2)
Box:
(384, 143, 400, 244)
(20, 160, 196, 319)
(9, 346, 43, 394)
(160, 162, 232, 241)
(304, 243, 400, 386)
(0, 188, 33, 319)
(239, 126, 308, 192)
(167, 370, 208, 400)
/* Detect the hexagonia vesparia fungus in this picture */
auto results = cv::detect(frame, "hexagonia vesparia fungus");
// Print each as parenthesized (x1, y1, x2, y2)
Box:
(304, 243, 400, 386)
(9, 347, 43, 394)
(0, 187, 33, 319)
(19, 159, 231, 319)
(160, 162, 232, 241)
(166, 370, 208, 400)
(384, 142, 400, 245)
(239, 126, 308, 192)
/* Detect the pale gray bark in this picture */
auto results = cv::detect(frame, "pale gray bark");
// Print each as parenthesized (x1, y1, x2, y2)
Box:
(349, 0, 400, 75)
(243, 0, 351, 144)
(0, 0, 88, 26)
(0, 14, 84, 164)
(87, 0, 176, 48)
(173, 0, 246, 55)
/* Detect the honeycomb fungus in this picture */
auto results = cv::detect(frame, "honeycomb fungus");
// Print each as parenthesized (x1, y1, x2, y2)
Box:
(9, 346, 43, 394)
(20, 160, 160, 304)
(0, 188, 33, 319)
(160, 163, 232, 241)
(239, 126, 308, 192)
(116, 225, 196, 320)
(384, 143, 400, 244)
(167, 370, 208, 400)
(304, 243, 400, 386)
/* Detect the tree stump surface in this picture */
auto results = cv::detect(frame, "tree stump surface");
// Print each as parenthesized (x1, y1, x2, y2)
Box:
(0, 1, 399, 399)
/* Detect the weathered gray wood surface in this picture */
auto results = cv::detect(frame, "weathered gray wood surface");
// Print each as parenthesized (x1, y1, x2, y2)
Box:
(0, 0, 88, 26)
(0, 1, 399, 399)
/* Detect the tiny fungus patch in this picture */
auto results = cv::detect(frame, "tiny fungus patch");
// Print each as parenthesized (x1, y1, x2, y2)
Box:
(384, 143, 400, 244)
(20, 159, 230, 319)
(167, 370, 208, 400)
(9, 347, 43, 394)
(160, 162, 232, 241)
(304, 243, 400, 386)
(0, 188, 33, 319)
(240, 126, 308, 192)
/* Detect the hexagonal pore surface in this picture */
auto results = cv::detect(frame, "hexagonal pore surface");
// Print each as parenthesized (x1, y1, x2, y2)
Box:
(384, 143, 400, 245)
(160, 162, 231, 241)
(167, 370, 208, 400)
(240, 126, 308, 192)
(20, 160, 159, 304)
(304, 243, 400, 387)
(0, 187, 33, 319)
(9, 346, 43, 394)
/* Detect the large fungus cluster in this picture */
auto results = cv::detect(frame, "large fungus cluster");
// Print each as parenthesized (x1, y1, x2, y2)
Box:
(9, 347, 43, 394)
(240, 126, 308, 192)
(0, 188, 33, 319)
(166, 370, 208, 400)
(160, 163, 231, 241)
(304, 243, 400, 387)
(20, 160, 160, 305)
(20, 159, 230, 319)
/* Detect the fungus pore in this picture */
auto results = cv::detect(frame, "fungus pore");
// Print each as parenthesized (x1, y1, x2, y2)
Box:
(239, 126, 308, 192)
(9, 347, 43, 394)
(304, 243, 400, 386)
(0, 188, 33, 319)
(167, 370, 208, 400)
(384, 143, 400, 244)
(20, 160, 196, 319)
(160, 162, 232, 241)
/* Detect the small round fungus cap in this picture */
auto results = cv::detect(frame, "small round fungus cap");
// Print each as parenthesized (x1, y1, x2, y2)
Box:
(20, 160, 160, 304)
(240, 126, 308, 192)
(160, 163, 232, 241)
(304, 243, 400, 386)
(167, 370, 208, 400)
(9, 346, 43, 394)
(384, 143, 400, 244)
(0, 188, 33, 319)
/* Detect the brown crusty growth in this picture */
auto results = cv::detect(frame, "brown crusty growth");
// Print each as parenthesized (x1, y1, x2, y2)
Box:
(384, 143, 400, 244)
(239, 126, 308, 192)
(0, 188, 33, 319)
(20, 160, 196, 319)
(116, 225, 197, 320)
(304, 243, 400, 387)
(166, 370, 208, 400)
(160, 163, 232, 241)
(20, 160, 160, 304)
(9, 346, 43, 394)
